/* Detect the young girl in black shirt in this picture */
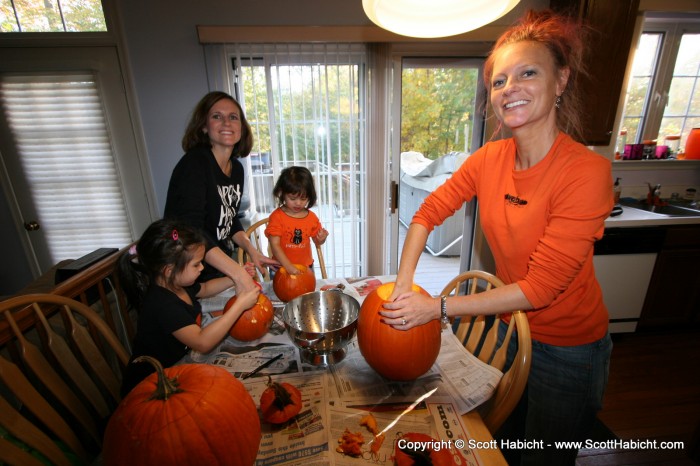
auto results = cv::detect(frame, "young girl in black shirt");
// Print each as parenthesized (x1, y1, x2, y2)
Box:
(117, 219, 259, 395)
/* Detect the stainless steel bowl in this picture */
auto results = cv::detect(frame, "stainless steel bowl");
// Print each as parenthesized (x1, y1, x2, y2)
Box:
(282, 288, 360, 365)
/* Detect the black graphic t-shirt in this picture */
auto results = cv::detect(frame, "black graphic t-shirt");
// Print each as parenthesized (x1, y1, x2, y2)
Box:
(164, 145, 244, 259)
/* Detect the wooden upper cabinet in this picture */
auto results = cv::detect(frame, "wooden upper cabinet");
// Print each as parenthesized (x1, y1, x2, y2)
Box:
(550, 0, 640, 146)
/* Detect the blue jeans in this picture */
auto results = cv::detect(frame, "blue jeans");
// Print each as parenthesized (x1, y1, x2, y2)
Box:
(495, 320, 612, 466)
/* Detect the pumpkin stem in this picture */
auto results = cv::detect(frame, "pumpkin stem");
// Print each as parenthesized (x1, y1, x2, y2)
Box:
(134, 355, 183, 400)
(266, 375, 295, 410)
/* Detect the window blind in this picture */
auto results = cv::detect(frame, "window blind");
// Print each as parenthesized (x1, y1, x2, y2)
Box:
(0, 73, 132, 263)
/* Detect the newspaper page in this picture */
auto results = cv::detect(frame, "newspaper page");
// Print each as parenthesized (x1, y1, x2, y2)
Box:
(244, 372, 331, 466)
(426, 401, 485, 466)
(435, 328, 504, 414)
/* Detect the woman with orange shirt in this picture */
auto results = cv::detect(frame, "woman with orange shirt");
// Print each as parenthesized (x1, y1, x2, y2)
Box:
(382, 10, 613, 465)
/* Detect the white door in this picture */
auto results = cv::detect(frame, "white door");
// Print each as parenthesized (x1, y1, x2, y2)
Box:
(0, 46, 154, 275)
(389, 57, 486, 294)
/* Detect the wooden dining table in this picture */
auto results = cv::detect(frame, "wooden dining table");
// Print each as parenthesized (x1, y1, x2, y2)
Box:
(196, 275, 508, 466)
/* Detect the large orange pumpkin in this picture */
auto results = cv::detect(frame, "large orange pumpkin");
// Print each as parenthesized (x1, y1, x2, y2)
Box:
(357, 282, 441, 380)
(103, 356, 261, 466)
(225, 293, 274, 341)
(272, 264, 316, 302)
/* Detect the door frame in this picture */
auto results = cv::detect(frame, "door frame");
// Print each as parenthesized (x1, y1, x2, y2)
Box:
(388, 45, 489, 273)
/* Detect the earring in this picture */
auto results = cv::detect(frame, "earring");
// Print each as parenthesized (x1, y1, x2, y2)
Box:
(555, 95, 562, 109)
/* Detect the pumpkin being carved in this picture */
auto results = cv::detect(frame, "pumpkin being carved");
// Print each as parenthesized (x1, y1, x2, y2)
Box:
(103, 356, 261, 466)
(357, 282, 441, 381)
(272, 264, 316, 302)
(225, 293, 274, 341)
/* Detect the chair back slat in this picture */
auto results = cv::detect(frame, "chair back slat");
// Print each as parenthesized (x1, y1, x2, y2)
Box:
(0, 395, 74, 466)
(33, 304, 111, 417)
(0, 293, 130, 464)
(3, 309, 101, 443)
(440, 270, 532, 433)
(0, 355, 88, 462)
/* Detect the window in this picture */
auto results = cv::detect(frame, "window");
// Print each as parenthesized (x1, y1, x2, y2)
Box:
(0, 72, 132, 263)
(1, 0, 106, 32)
(231, 43, 367, 278)
(619, 16, 700, 150)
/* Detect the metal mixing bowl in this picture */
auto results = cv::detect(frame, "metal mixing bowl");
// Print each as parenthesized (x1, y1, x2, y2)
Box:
(282, 288, 360, 365)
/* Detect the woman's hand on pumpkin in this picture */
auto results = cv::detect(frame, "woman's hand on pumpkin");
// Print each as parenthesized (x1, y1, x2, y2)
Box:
(387, 281, 413, 302)
(379, 292, 439, 330)
(251, 249, 280, 276)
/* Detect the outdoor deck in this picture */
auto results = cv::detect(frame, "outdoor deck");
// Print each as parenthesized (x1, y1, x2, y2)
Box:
(398, 223, 461, 296)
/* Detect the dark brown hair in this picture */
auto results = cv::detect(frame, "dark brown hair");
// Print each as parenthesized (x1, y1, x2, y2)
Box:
(483, 9, 590, 141)
(117, 219, 206, 311)
(273, 166, 318, 208)
(181, 91, 253, 158)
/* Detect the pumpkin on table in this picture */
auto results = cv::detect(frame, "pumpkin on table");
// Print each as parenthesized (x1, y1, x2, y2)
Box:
(272, 264, 316, 302)
(357, 282, 441, 381)
(103, 356, 261, 466)
(259, 375, 302, 424)
(224, 293, 274, 341)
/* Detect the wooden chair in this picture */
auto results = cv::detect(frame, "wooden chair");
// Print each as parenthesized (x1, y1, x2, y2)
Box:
(0, 293, 130, 465)
(238, 217, 328, 280)
(440, 270, 532, 433)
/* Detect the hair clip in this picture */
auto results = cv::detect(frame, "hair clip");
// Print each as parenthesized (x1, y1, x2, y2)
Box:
(172, 229, 179, 241)
(128, 244, 137, 256)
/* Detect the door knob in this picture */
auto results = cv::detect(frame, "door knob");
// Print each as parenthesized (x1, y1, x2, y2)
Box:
(24, 221, 40, 231)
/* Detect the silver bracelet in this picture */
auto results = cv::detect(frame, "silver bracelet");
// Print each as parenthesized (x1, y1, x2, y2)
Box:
(440, 295, 449, 327)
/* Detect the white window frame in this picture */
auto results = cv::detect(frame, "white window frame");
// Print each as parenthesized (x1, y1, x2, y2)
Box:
(626, 13, 700, 145)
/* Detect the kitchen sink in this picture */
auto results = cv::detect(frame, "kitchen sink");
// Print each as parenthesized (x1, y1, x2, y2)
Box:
(619, 199, 700, 217)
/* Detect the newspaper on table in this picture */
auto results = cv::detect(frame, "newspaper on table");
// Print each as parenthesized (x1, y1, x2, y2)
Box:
(188, 276, 503, 465)
(244, 372, 331, 466)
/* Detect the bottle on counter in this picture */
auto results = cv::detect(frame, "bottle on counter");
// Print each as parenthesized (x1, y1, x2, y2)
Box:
(615, 129, 627, 160)
(613, 177, 622, 204)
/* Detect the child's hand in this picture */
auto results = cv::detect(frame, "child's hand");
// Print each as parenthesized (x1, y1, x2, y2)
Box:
(236, 287, 260, 312)
(315, 228, 329, 245)
(287, 265, 301, 275)
(244, 262, 256, 277)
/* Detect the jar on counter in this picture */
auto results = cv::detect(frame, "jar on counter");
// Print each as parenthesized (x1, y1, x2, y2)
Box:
(642, 139, 657, 160)
(664, 135, 680, 157)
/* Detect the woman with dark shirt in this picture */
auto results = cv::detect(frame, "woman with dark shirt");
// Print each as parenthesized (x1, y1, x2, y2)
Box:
(165, 91, 278, 288)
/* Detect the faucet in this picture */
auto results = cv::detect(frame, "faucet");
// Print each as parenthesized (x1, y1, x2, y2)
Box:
(646, 183, 664, 205)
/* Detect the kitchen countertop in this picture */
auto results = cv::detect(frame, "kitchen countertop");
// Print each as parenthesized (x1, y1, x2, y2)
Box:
(605, 206, 700, 227)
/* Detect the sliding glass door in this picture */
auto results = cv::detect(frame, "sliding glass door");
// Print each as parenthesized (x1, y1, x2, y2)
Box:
(230, 44, 367, 279)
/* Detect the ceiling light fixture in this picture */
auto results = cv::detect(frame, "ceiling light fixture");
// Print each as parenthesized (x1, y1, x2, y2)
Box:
(362, 0, 521, 39)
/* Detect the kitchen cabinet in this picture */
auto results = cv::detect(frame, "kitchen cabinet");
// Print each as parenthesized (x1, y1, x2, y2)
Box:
(550, 0, 640, 146)
(638, 225, 700, 328)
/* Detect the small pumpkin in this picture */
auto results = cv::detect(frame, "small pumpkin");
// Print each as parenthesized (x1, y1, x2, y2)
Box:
(357, 282, 441, 381)
(259, 375, 303, 424)
(224, 293, 274, 341)
(394, 432, 464, 466)
(103, 356, 261, 466)
(272, 264, 316, 302)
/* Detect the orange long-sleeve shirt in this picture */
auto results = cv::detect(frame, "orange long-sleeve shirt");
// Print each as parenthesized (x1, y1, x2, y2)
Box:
(412, 133, 613, 346)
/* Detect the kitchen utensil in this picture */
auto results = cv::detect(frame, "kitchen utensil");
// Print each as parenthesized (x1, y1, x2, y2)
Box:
(282, 288, 360, 365)
(241, 353, 284, 380)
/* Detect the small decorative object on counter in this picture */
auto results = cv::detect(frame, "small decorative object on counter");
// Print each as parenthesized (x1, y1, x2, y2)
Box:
(613, 177, 622, 204)
(615, 129, 627, 160)
(686, 188, 697, 201)
(664, 135, 680, 158)
(623, 143, 644, 160)
(642, 139, 657, 160)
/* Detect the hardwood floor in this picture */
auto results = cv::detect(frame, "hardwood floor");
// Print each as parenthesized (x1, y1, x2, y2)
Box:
(576, 327, 700, 465)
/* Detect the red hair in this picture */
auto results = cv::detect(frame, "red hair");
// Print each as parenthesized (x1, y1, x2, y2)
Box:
(484, 9, 591, 140)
